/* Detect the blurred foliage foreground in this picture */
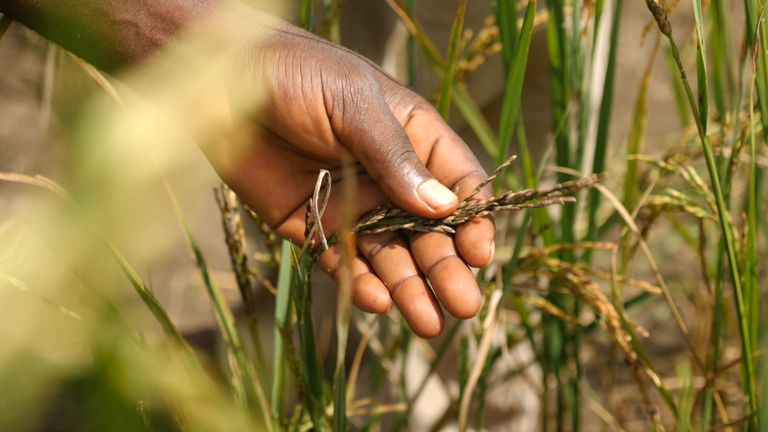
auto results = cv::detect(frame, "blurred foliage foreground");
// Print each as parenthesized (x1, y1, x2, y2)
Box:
(2, 0, 768, 431)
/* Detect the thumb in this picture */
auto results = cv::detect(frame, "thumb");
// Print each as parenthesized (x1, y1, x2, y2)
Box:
(335, 95, 458, 218)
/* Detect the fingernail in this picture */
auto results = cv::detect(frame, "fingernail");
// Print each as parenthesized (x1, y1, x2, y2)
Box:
(418, 179, 458, 211)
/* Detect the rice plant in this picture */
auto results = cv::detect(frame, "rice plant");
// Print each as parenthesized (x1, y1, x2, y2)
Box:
(0, 0, 767, 430)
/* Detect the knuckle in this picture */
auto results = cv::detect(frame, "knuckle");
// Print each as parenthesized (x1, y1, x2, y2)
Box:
(452, 170, 490, 199)
(409, 96, 438, 117)
(361, 232, 403, 261)
(426, 253, 460, 280)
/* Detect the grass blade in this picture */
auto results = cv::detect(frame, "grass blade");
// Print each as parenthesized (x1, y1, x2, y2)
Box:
(385, 0, 499, 158)
(746, 71, 759, 384)
(623, 38, 658, 210)
(744, 0, 768, 144)
(584, 0, 623, 262)
(299, 0, 314, 31)
(271, 241, 293, 427)
(164, 180, 273, 431)
(495, 0, 517, 69)
(543, 0, 576, 428)
(333, 174, 357, 432)
(496, 0, 537, 169)
(292, 252, 328, 430)
(406, 0, 416, 87)
(710, 0, 736, 120)
(0, 172, 190, 350)
(692, 0, 709, 134)
(436, 0, 467, 119)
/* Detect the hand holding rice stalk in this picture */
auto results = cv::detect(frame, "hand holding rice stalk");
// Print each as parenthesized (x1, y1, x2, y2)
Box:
(303, 156, 601, 254)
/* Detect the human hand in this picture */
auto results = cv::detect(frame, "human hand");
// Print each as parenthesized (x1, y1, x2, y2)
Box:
(207, 18, 495, 338)
(0, 0, 494, 337)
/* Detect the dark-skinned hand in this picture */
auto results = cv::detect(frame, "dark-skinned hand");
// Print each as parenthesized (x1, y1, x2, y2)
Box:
(1, 0, 496, 338)
(210, 18, 495, 338)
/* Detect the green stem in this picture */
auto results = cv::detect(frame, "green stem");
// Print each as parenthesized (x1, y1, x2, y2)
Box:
(299, 0, 314, 31)
(663, 25, 758, 428)
(271, 241, 294, 428)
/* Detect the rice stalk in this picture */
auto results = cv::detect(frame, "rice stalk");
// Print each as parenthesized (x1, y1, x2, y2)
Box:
(643, 193, 714, 221)
(344, 320, 371, 407)
(663, 38, 692, 127)
(456, 314, 488, 432)
(644, 0, 758, 423)
(455, 16, 502, 82)
(332, 160, 357, 432)
(287, 187, 330, 430)
(348, 162, 599, 238)
(580, 381, 628, 432)
(214, 184, 268, 373)
(164, 179, 273, 430)
(527, 295, 578, 324)
(520, 255, 663, 296)
(631, 155, 717, 219)
(346, 402, 408, 417)
(291, 252, 329, 430)
(564, 257, 667, 429)
(244, 206, 281, 267)
(598, 183, 705, 367)
(743, 14, 762, 428)
(543, 0, 580, 425)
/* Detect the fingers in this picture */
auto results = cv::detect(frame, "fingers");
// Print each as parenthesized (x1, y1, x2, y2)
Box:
(319, 250, 392, 314)
(400, 101, 496, 268)
(455, 218, 495, 268)
(356, 231, 444, 338)
(408, 232, 482, 319)
(351, 269, 392, 314)
(274, 175, 384, 246)
(319, 93, 493, 333)
(330, 87, 459, 219)
(452, 173, 496, 268)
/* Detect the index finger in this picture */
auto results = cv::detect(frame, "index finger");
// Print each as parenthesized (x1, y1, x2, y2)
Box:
(400, 102, 496, 268)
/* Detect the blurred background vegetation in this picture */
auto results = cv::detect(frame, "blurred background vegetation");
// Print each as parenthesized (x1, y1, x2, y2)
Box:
(1, 0, 767, 430)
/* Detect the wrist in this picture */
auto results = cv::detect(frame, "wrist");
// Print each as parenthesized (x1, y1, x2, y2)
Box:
(110, 0, 223, 68)
(0, 0, 223, 71)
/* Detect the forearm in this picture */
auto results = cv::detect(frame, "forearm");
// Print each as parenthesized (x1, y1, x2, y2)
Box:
(0, 0, 219, 70)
